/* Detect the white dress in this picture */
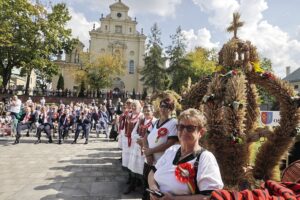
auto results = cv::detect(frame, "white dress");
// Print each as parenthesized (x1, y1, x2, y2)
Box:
(122, 112, 144, 168)
(118, 112, 128, 149)
(154, 144, 224, 195)
(147, 118, 178, 164)
(128, 117, 157, 175)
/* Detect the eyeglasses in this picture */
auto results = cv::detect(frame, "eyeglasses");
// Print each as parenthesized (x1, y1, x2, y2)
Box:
(176, 124, 199, 133)
(159, 104, 168, 109)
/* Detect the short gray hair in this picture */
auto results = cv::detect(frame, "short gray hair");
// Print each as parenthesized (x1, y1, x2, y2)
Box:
(178, 108, 207, 128)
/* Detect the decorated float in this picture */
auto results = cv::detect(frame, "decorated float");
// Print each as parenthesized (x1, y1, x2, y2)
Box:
(181, 12, 300, 199)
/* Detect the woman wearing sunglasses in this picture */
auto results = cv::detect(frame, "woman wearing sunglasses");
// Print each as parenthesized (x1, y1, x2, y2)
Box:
(148, 108, 223, 200)
(142, 97, 178, 199)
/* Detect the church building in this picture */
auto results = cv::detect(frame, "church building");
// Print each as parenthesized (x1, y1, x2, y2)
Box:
(52, 0, 146, 94)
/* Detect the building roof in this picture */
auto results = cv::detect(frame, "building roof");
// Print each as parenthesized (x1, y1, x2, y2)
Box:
(109, 0, 129, 11)
(284, 67, 300, 82)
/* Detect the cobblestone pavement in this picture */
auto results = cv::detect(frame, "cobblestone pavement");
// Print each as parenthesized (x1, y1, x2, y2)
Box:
(0, 133, 142, 200)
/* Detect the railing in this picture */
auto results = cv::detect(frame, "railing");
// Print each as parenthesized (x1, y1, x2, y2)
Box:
(0, 88, 142, 101)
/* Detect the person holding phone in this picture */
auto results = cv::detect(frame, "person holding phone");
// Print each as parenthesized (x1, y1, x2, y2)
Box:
(148, 108, 223, 200)
(142, 97, 178, 200)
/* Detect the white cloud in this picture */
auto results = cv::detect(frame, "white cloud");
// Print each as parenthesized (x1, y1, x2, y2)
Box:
(66, 0, 182, 18)
(192, 0, 300, 77)
(126, 0, 182, 17)
(67, 7, 99, 49)
(192, 0, 239, 30)
(182, 28, 219, 50)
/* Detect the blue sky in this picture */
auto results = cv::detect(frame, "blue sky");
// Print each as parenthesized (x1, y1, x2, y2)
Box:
(51, 0, 300, 78)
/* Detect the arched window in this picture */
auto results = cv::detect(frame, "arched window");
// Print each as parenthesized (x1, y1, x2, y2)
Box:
(129, 60, 134, 74)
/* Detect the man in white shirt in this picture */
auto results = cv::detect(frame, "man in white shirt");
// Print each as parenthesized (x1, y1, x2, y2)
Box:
(9, 95, 22, 137)
(9, 95, 22, 118)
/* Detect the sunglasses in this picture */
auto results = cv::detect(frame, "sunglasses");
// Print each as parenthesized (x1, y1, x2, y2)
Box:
(176, 124, 199, 133)
(159, 104, 169, 109)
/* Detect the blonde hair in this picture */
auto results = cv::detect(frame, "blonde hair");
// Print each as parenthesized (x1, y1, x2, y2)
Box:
(178, 108, 207, 128)
(131, 100, 142, 112)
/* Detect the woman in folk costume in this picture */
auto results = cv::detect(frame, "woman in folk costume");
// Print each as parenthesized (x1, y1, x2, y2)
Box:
(126, 104, 157, 195)
(148, 109, 223, 200)
(118, 99, 133, 149)
(122, 100, 144, 192)
(142, 97, 178, 200)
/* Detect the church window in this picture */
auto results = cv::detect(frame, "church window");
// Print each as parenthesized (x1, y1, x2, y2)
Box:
(115, 25, 122, 33)
(105, 25, 108, 30)
(129, 27, 132, 33)
(129, 60, 134, 74)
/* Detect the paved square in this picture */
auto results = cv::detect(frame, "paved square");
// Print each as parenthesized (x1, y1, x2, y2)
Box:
(0, 134, 142, 200)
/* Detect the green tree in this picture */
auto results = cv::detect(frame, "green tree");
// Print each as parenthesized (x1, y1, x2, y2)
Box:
(0, 0, 77, 94)
(166, 26, 191, 93)
(260, 57, 273, 72)
(186, 47, 217, 82)
(75, 52, 125, 90)
(257, 57, 275, 107)
(140, 23, 168, 92)
(57, 73, 64, 90)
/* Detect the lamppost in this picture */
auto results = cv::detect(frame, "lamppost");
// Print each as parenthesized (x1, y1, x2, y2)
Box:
(2, 59, 8, 92)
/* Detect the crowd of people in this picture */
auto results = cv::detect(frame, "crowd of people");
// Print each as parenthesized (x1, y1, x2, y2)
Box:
(0, 95, 224, 200)
(0, 96, 119, 144)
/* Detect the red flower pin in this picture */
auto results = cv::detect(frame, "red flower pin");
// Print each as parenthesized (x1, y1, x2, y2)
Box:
(155, 128, 168, 143)
(175, 162, 196, 194)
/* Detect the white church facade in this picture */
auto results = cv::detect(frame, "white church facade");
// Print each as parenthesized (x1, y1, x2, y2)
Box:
(52, 0, 146, 93)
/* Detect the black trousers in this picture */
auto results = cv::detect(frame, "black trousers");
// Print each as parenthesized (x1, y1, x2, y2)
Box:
(16, 122, 31, 138)
(142, 162, 152, 200)
(74, 124, 90, 141)
(58, 125, 70, 141)
(37, 124, 52, 140)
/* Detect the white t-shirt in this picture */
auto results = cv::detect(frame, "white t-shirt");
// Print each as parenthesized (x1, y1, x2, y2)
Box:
(9, 99, 22, 113)
(154, 144, 223, 195)
(147, 118, 177, 162)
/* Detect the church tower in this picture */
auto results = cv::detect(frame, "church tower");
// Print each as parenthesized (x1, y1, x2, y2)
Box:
(89, 0, 146, 93)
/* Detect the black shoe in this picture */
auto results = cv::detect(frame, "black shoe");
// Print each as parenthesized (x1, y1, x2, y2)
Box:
(13, 139, 19, 144)
(71, 140, 77, 144)
(84, 140, 88, 144)
(123, 185, 135, 195)
(81, 135, 84, 139)
(48, 139, 53, 144)
(26, 132, 30, 137)
(57, 140, 62, 145)
(35, 139, 41, 144)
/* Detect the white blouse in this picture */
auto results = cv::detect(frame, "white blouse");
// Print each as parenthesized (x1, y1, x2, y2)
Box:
(147, 118, 177, 162)
(154, 144, 223, 195)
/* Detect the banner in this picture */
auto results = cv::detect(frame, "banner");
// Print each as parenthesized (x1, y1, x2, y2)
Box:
(259, 111, 280, 127)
